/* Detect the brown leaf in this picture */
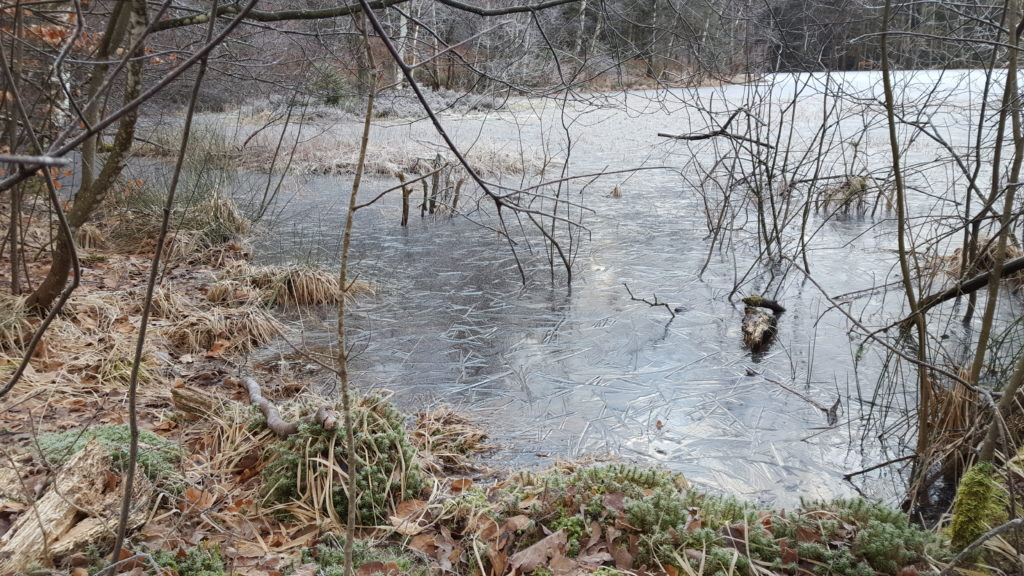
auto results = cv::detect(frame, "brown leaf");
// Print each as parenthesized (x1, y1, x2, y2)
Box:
(356, 561, 400, 576)
(180, 487, 216, 512)
(354, 561, 397, 573)
(391, 499, 428, 523)
(289, 564, 318, 576)
(610, 542, 633, 570)
(518, 493, 538, 510)
(451, 477, 473, 493)
(549, 553, 578, 575)
(656, 419, 664, 430)
(118, 548, 144, 571)
(502, 514, 532, 533)
(508, 529, 567, 574)
(721, 523, 749, 555)
(409, 533, 437, 556)
(795, 524, 820, 543)
(113, 316, 135, 333)
(576, 550, 614, 567)
(104, 470, 118, 492)
(603, 492, 626, 513)
(780, 538, 798, 564)
(470, 514, 500, 542)
(685, 507, 702, 533)
(486, 547, 508, 576)
(205, 339, 230, 358)
(582, 521, 602, 551)
(665, 566, 680, 576)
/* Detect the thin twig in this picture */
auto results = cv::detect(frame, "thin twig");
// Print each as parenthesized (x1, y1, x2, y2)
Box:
(623, 283, 676, 318)
(937, 518, 1024, 576)
(842, 455, 916, 481)
(110, 0, 222, 564)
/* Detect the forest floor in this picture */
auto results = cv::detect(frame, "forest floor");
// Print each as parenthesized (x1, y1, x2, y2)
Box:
(0, 192, 992, 576)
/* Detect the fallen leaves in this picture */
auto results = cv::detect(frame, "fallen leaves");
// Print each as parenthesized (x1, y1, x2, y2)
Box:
(389, 499, 431, 536)
(507, 529, 567, 574)
(356, 561, 401, 576)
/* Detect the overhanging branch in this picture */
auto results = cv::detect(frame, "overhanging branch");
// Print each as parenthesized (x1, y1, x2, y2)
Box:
(153, 0, 580, 32)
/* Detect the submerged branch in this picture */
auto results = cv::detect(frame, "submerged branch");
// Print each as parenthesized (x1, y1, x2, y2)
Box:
(623, 283, 676, 318)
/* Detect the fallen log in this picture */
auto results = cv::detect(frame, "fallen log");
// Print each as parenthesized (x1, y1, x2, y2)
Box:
(171, 384, 236, 418)
(0, 440, 153, 573)
(914, 254, 1024, 318)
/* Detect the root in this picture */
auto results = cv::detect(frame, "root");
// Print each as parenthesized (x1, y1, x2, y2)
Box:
(237, 376, 336, 437)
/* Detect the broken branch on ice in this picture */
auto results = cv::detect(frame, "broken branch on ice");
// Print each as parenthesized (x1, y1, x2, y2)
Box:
(623, 283, 675, 318)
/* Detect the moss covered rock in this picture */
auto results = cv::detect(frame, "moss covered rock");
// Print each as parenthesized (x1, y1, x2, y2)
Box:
(37, 424, 180, 485)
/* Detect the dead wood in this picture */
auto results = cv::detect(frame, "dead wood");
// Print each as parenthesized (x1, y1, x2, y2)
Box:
(0, 440, 153, 573)
(742, 306, 776, 350)
(237, 377, 336, 438)
(623, 283, 675, 318)
(741, 295, 786, 314)
(171, 384, 237, 418)
(915, 254, 1024, 319)
(763, 377, 841, 425)
(658, 109, 776, 150)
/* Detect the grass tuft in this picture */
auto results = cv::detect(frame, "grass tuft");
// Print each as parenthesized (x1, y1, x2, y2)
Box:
(262, 393, 423, 528)
(0, 294, 30, 353)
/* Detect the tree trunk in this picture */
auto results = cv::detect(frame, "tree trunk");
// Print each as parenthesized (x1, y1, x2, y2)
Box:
(25, 2, 145, 313)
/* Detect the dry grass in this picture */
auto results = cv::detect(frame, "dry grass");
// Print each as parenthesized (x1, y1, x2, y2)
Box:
(411, 406, 491, 475)
(62, 292, 128, 334)
(815, 175, 891, 214)
(111, 192, 251, 267)
(935, 236, 1024, 291)
(206, 280, 255, 305)
(241, 129, 553, 178)
(162, 307, 282, 356)
(75, 223, 106, 251)
(219, 263, 373, 308)
(270, 267, 339, 307)
(0, 294, 30, 353)
(132, 286, 195, 321)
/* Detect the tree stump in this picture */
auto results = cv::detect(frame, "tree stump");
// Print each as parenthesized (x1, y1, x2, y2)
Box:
(742, 306, 777, 350)
(0, 440, 153, 573)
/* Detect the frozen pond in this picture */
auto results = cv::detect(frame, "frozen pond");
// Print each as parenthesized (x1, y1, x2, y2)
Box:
(230, 69, 1019, 506)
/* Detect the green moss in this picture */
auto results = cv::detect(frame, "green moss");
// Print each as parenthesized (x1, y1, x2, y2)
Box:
(855, 519, 931, 573)
(303, 535, 428, 576)
(37, 424, 180, 485)
(552, 515, 588, 556)
(263, 394, 423, 526)
(781, 498, 946, 574)
(949, 461, 1008, 551)
(153, 543, 227, 576)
